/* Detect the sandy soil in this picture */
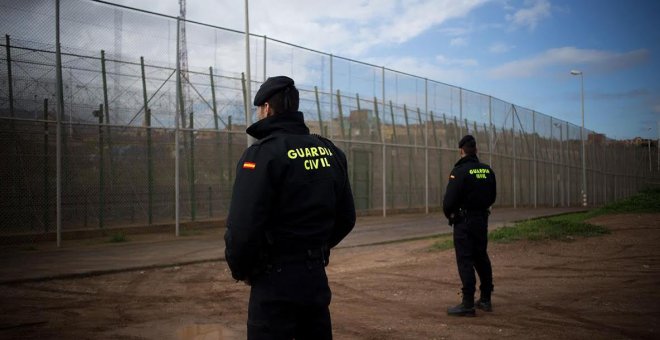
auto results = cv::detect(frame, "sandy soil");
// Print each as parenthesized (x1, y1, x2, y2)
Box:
(1, 213, 658, 339)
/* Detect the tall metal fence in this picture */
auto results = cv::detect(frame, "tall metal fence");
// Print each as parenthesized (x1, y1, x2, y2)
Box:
(1, 0, 658, 244)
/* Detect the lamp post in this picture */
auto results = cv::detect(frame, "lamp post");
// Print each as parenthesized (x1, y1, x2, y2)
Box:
(570, 70, 587, 207)
(648, 127, 652, 172)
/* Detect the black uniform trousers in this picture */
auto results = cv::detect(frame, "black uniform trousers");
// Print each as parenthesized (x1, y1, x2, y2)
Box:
(248, 260, 332, 340)
(452, 214, 493, 297)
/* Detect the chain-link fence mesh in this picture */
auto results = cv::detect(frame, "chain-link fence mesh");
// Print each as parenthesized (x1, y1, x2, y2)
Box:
(1, 0, 658, 244)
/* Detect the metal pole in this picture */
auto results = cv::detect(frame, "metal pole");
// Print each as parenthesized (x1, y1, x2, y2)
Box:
(315, 86, 323, 133)
(210, 67, 219, 130)
(566, 121, 570, 206)
(336, 90, 345, 139)
(488, 96, 492, 166)
(551, 118, 555, 207)
(55, 0, 64, 247)
(5, 35, 14, 119)
(459, 88, 463, 137)
(512, 105, 517, 208)
(189, 105, 196, 221)
(382, 66, 386, 217)
(175, 17, 181, 237)
(579, 73, 587, 207)
(263, 35, 267, 81)
(100, 49, 116, 186)
(649, 136, 652, 173)
(244, 0, 253, 146)
(424, 78, 429, 214)
(140, 56, 153, 225)
(97, 104, 104, 229)
(43, 98, 50, 232)
(330, 55, 334, 138)
(533, 110, 537, 208)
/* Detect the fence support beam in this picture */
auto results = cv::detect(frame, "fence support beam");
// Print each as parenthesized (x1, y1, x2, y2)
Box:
(140, 56, 153, 225)
(55, 0, 64, 247)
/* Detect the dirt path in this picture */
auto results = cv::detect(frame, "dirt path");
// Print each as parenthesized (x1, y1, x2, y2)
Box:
(1, 214, 658, 339)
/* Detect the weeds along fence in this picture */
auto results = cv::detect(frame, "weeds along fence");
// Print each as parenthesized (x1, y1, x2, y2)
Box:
(1, 0, 658, 243)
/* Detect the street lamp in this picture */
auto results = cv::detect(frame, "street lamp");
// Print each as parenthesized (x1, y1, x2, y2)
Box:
(648, 127, 652, 172)
(570, 70, 587, 207)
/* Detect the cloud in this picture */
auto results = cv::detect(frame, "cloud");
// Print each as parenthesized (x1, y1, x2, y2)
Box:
(99, 0, 490, 58)
(488, 47, 650, 78)
(591, 89, 649, 100)
(489, 42, 514, 54)
(369, 56, 470, 85)
(506, 0, 551, 31)
(436, 55, 478, 67)
(450, 37, 468, 47)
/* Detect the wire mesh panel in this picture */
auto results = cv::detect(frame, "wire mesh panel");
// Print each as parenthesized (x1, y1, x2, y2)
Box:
(0, 0, 658, 244)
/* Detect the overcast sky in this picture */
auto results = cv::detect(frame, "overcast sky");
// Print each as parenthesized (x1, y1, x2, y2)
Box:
(28, 0, 660, 138)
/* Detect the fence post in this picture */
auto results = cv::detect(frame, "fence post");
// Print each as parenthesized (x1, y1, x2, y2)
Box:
(315, 86, 324, 134)
(210, 66, 223, 196)
(459, 88, 463, 136)
(381, 66, 386, 217)
(488, 96, 493, 166)
(140, 56, 154, 225)
(175, 17, 182, 236)
(533, 110, 537, 208)
(403, 104, 412, 207)
(43, 98, 50, 232)
(566, 121, 570, 206)
(551, 118, 555, 207)
(189, 102, 196, 221)
(5, 35, 14, 123)
(512, 105, 517, 208)
(97, 104, 105, 229)
(330, 55, 334, 138)
(55, 0, 64, 247)
(336, 90, 345, 139)
(424, 78, 429, 214)
(100, 50, 115, 188)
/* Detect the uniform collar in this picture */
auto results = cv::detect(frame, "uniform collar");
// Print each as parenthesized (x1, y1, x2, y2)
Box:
(455, 154, 480, 167)
(246, 111, 310, 140)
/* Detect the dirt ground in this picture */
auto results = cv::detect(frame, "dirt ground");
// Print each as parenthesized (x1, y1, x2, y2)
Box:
(1, 213, 659, 339)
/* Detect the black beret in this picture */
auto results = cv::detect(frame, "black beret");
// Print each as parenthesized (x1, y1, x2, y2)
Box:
(458, 134, 476, 148)
(253, 76, 295, 106)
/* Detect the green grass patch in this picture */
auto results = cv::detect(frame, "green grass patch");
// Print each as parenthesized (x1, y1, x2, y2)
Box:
(430, 189, 660, 251)
(429, 235, 454, 251)
(585, 188, 660, 218)
(108, 232, 128, 243)
(489, 217, 609, 243)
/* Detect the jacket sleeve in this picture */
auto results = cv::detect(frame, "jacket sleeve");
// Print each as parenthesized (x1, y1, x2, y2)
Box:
(224, 145, 275, 281)
(328, 148, 356, 249)
(443, 168, 463, 219)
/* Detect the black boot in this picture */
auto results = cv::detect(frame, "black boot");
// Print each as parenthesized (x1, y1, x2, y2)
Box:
(476, 290, 492, 312)
(447, 294, 475, 317)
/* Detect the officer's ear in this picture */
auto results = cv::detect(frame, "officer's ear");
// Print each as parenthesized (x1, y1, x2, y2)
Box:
(264, 102, 274, 117)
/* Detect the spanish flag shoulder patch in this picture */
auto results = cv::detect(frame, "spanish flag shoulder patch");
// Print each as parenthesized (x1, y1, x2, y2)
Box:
(242, 161, 256, 170)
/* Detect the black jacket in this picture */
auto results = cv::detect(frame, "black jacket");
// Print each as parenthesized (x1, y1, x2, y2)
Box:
(224, 111, 356, 281)
(443, 154, 497, 220)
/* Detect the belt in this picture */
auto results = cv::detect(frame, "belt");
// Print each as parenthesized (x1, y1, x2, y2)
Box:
(458, 209, 490, 217)
(269, 247, 328, 266)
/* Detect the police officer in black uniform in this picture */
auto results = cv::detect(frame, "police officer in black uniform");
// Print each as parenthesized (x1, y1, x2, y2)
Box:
(224, 76, 356, 339)
(443, 135, 496, 317)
